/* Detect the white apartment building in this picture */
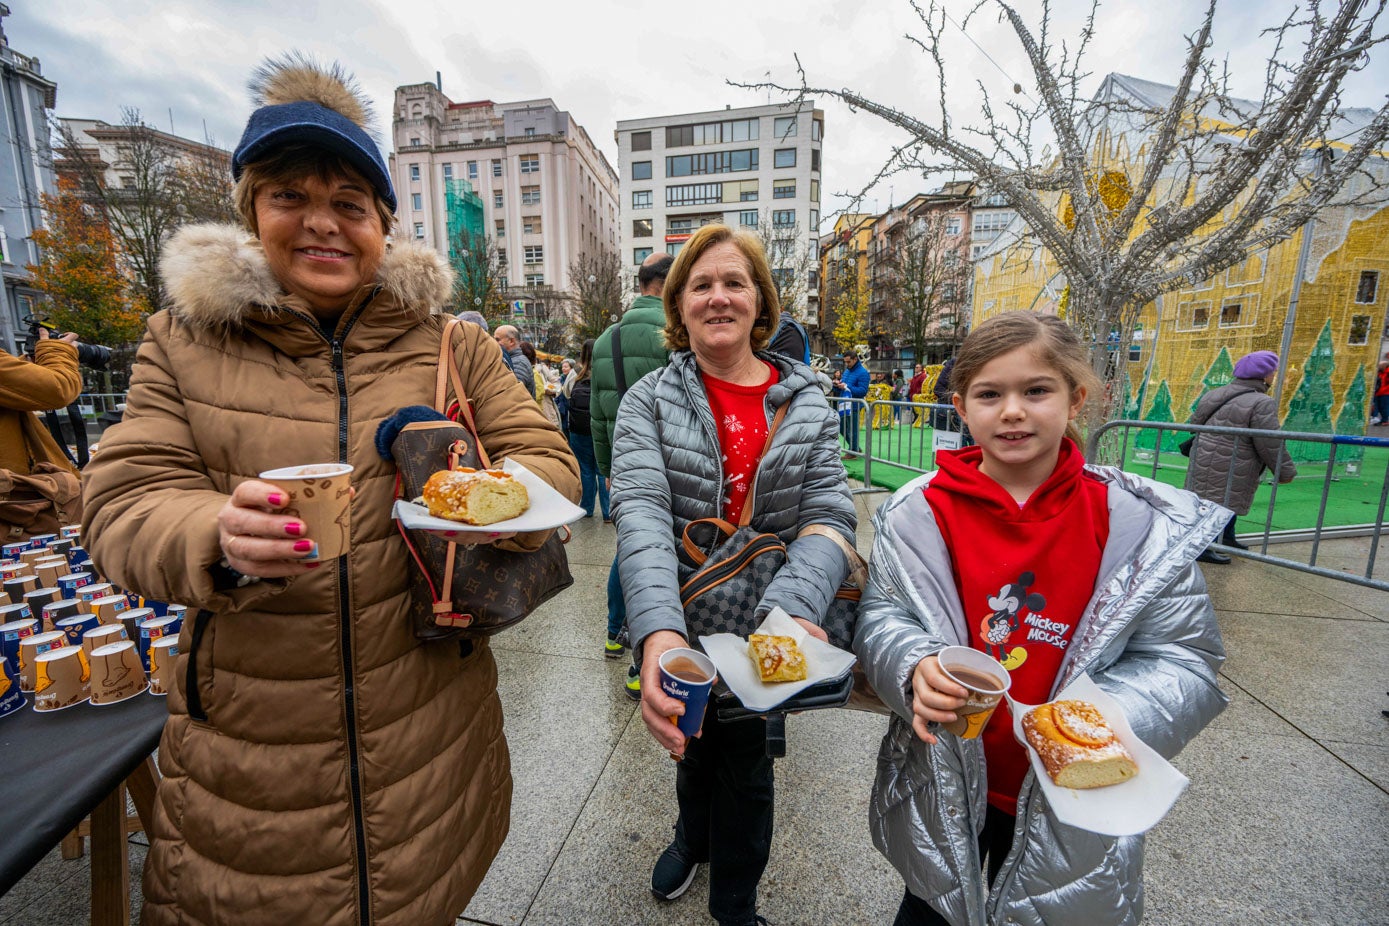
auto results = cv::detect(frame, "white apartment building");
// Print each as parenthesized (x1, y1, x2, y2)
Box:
(390, 84, 618, 300)
(615, 102, 823, 321)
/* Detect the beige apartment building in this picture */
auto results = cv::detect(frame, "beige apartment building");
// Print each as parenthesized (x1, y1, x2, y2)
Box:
(390, 82, 618, 319)
(614, 101, 824, 322)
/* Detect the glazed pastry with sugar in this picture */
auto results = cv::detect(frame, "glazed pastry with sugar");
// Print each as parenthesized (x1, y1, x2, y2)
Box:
(1022, 699, 1138, 789)
(422, 467, 529, 526)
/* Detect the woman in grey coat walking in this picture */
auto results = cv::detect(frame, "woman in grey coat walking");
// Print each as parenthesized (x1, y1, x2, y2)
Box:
(1185, 350, 1296, 564)
(610, 224, 856, 926)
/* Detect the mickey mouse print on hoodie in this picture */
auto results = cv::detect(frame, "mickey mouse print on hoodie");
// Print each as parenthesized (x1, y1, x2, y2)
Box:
(924, 438, 1110, 812)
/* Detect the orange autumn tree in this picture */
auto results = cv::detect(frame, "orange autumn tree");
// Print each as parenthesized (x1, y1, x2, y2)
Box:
(28, 176, 148, 347)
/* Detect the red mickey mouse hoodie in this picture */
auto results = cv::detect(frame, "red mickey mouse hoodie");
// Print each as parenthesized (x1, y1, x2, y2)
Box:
(925, 438, 1110, 813)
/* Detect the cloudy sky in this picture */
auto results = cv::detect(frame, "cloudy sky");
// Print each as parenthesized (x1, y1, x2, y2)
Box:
(13, 0, 1385, 231)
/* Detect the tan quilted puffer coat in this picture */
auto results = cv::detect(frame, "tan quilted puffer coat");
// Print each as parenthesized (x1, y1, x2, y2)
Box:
(81, 224, 579, 926)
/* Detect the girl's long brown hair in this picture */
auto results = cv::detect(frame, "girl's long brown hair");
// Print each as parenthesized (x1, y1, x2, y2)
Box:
(949, 311, 1100, 447)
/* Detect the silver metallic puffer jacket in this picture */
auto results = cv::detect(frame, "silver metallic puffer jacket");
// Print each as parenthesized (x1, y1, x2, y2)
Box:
(854, 466, 1229, 926)
(611, 350, 856, 651)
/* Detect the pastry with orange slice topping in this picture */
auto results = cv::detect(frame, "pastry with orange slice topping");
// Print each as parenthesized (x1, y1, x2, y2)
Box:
(422, 468, 529, 525)
(1023, 699, 1138, 789)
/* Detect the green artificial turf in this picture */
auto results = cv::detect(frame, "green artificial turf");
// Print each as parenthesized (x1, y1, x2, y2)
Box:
(840, 421, 1388, 533)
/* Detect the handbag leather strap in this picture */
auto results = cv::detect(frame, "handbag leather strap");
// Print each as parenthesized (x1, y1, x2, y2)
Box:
(736, 402, 791, 529)
(436, 318, 493, 468)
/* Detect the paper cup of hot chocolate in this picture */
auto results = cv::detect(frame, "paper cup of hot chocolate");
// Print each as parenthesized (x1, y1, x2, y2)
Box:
(18, 630, 68, 692)
(137, 615, 182, 673)
(55, 612, 100, 648)
(42, 598, 84, 631)
(34, 559, 67, 589)
(24, 587, 60, 615)
(33, 645, 91, 712)
(0, 561, 31, 582)
(148, 636, 180, 697)
(83, 623, 128, 658)
(91, 595, 130, 624)
(259, 463, 355, 560)
(17, 547, 47, 567)
(78, 582, 113, 608)
(0, 654, 24, 719)
(59, 525, 81, 540)
(936, 645, 1012, 740)
(88, 640, 148, 705)
(57, 572, 93, 598)
(658, 647, 718, 739)
(0, 602, 33, 630)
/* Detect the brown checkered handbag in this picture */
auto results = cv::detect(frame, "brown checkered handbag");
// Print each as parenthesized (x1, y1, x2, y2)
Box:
(391, 319, 573, 641)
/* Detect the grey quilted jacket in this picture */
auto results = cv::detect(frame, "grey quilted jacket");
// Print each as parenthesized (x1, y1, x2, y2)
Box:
(1185, 379, 1296, 515)
(854, 467, 1228, 926)
(611, 350, 856, 651)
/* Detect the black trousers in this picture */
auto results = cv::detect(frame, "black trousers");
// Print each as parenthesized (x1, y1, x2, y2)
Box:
(893, 805, 1016, 926)
(674, 713, 773, 926)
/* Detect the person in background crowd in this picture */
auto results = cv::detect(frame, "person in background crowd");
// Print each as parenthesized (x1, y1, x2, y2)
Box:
(1, 329, 80, 478)
(768, 310, 811, 365)
(611, 223, 854, 926)
(456, 309, 489, 332)
(495, 324, 534, 397)
(931, 357, 957, 432)
(591, 251, 672, 692)
(80, 54, 578, 925)
(1185, 349, 1297, 564)
(557, 357, 576, 433)
(836, 350, 869, 454)
(1373, 350, 1389, 426)
(856, 311, 1226, 926)
(529, 345, 561, 429)
(565, 340, 607, 520)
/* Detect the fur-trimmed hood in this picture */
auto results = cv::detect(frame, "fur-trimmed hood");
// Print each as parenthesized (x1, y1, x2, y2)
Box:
(161, 223, 453, 329)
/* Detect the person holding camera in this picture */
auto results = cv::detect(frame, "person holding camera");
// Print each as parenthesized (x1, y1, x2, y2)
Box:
(1, 327, 82, 540)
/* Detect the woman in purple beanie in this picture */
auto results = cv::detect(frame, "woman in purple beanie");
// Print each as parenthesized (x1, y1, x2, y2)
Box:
(1185, 349, 1297, 563)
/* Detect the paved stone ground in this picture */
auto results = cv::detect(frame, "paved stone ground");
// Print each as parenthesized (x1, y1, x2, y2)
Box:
(3, 489, 1386, 926)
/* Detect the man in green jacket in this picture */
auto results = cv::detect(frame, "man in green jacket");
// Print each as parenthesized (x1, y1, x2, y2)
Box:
(592, 251, 671, 695)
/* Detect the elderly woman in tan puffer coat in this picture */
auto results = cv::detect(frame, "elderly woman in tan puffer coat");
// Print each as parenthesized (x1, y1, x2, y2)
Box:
(81, 55, 577, 926)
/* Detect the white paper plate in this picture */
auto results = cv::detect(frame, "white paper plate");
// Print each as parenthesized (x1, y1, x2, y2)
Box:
(700, 607, 857, 713)
(1010, 673, 1189, 837)
(392, 459, 587, 534)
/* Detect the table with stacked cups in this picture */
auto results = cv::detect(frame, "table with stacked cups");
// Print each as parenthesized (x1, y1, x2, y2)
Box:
(0, 527, 184, 926)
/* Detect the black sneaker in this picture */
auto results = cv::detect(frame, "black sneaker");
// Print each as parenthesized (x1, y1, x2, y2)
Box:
(650, 841, 699, 901)
(1197, 549, 1231, 564)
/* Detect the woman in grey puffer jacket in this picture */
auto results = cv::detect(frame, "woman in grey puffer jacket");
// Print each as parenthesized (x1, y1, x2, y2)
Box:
(1185, 350, 1296, 564)
(610, 224, 855, 926)
(855, 466, 1228, 926)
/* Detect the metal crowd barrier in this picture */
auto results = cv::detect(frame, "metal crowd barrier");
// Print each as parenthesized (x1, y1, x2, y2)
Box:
(1088, 420, 1389, 592)
(77, 393, 127, 417)
(834, 398, 969, 493)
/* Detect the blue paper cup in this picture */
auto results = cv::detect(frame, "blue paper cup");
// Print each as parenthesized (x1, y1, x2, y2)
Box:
(2, 541, 32, 559)
(140, 598, 170, 617)
(57, 572, 93, 598)
(165, 604, 188, 623)
(66, 547, 90, 569)
(658, 647, 718, 739)
(0, 616, 38, 671)
(137, 615, 181, 673)
(56, 613, 101, 648)
(28, 534, 56, 549)
(0, 654, 24, 719)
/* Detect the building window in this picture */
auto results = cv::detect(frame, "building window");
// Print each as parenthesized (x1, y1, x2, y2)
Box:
(812, 119, 822, 141)
(666, 148, 759, 178)
(497, 248, 506, 266)
(631, 131, 651, 151)
(1356, 270, 1380, 304)
(773, 115, 797, 138)
(665, 118, 759, 148)
(523, 217, 542, 235)
(809, 209, 819, 230)
(632, 190, 652, 209)
(1176, 301, 1211, 331)
(1219, 300, 1246, 328)
(633, 218, 653, 238)
(666, 182, 724, 207)
(740, 184, 758, 202)
(493, 191, 503, 209)
(410, 193, 422, 211)
(524, 245, 544, 264)
(495, 220, 505, 238)
(521, 186, 541, 206)
(443, 164, 453, 180)
(492, 159, 503, 177)
(946, 216, 962, 235)
(634, 247, 653, 263)
(810, 179, 820, 203)
(409, 164, 420, 182)
(811, 148, 821, 172)
(525, 127, 536, 137)
(467, 161, 478, 180)
(520, 154, 540, 173)
(739, 210, 758, 227)
(632, 161, 652, 181)
(772, 209, 795, 228)
(525, 272, 545, 286)
(413, 222, 424, 239)
(410, 137, 420, 146)
(774, 148, 796, 169)
(773, 179, 796, 199)
(1349, 314, 1372, 345)
(668, 241, 684, 257)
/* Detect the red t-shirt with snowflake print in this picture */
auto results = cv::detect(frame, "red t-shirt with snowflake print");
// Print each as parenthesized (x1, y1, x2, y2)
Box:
(702, 361, 779, 523)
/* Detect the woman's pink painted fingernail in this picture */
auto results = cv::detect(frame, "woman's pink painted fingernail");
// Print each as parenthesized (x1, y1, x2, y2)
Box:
(304, 562, 321, 569)
(444, 531, 458, 538)
(285, 522, 303, 537)
(293, 540, 314, 553)
(268, 493, 284, 506)
(488, 532, 500, 539)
